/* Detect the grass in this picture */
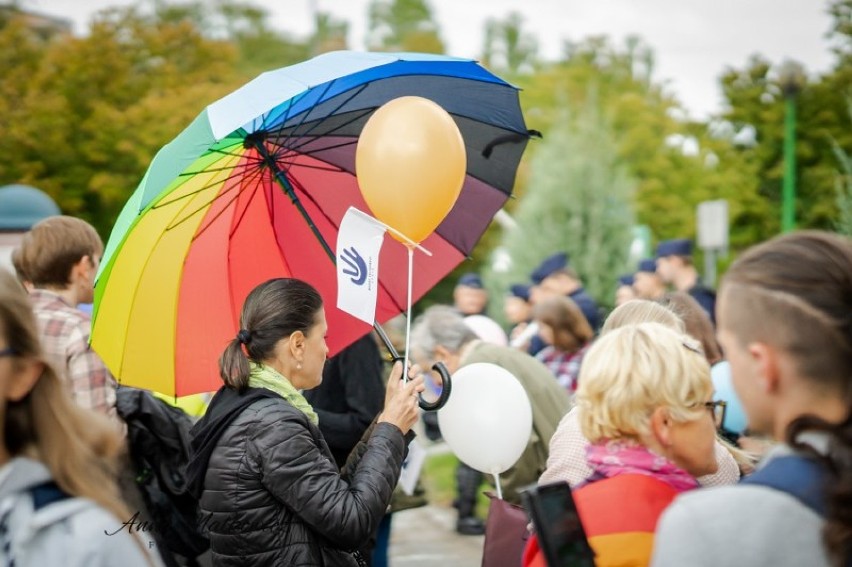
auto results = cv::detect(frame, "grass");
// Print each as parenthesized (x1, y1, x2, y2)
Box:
(421, 450, 492, 514)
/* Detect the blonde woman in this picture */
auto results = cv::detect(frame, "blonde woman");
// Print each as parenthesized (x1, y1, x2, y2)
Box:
(524, 323, 719, 567)
(540, 300, 742, 487)
(0, 270, 157, 566)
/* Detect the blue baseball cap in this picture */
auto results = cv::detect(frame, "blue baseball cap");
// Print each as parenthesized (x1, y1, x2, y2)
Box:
(457, 272, 483, 289)
(656, 238, 692, 258)
(530, 252, 569, 284)
(617, 274, 635, 287)
(508, 284, 531, 302)
(637, 258, 657, 273)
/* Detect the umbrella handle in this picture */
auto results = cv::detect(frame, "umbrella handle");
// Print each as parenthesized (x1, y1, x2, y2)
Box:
(419, 362, 452, 412)
(391, 357, 452, 411)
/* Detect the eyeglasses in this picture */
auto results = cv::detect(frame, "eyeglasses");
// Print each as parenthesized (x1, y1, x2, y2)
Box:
(704, 400, 728, 429)
(681, 340, 703, 355)
(0, 347, 17, 358)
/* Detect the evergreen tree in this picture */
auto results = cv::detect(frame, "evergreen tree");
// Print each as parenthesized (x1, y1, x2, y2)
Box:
(481, 12, 538, 76)
(367, 0, 444, 54)
(832, 98, 852, 236)
(490, 102, 636, 311)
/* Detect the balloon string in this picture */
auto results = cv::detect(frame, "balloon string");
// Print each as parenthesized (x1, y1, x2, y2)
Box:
(493, 472, 503, 500)
(403, 245, 414, 384)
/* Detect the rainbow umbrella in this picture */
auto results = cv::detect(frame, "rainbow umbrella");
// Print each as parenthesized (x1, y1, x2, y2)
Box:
(92, 51, 532, 397)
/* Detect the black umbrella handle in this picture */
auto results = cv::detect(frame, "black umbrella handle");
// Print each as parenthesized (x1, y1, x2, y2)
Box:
(391, 356, 452, 412)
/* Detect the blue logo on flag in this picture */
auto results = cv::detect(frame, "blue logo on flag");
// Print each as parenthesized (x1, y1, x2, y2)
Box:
(340, 247, 367, 285)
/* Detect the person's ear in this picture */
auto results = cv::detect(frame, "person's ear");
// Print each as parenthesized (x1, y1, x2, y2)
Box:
(749, 342, 780, 394)
(649, 406, 673, 448)
(6, 358, 43, 402)
(70, 256, 91, 283)
(433, 345, 450, 363)
(288, 330, 306, 361)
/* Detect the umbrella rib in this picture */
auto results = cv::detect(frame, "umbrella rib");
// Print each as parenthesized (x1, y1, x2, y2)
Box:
(203, 146, 260, 161)
(274, 107, 372, 156)
(162, 164, 262, 232)
(189, 166, 266, 241)
(177, 157, 262, 178)
(265, 79, 336, 144)
(277, 84, 370, 153)
(273, 158, 347, 173)
(226, 173, 265, 240)
(154, 160, 261, 210)
(284, 137, 358, 156)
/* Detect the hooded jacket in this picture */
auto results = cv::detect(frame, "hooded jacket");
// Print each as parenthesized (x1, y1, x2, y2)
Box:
(0, 457, 158, 566)
(189, 388, 407, 566)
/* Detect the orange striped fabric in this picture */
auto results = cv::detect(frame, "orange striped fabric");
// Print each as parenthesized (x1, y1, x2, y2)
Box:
(523, 474, 679, 567)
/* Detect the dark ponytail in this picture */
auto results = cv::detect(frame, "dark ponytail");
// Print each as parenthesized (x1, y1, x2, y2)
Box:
(218, 278, 323, 391)
(787, 414, 852, 567)
(723, 230, 852, 565)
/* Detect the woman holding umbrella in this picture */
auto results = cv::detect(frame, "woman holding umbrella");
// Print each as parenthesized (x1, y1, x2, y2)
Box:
(187, 278, 424, 567)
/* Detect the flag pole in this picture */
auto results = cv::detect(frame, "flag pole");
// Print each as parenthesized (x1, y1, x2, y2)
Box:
(403, 245, 414, 383)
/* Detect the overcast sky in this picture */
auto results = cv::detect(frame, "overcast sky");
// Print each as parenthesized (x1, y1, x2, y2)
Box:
(26, 0, 836, 120)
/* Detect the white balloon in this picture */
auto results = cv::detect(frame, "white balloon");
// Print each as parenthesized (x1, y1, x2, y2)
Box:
(463, 315, 508, 346)
(437, 362, 533, 475)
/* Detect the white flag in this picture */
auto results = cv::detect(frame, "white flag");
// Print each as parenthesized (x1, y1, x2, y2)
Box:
(336, 207, 387, 324)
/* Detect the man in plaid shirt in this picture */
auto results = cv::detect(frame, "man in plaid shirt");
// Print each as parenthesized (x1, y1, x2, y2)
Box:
(12, 216, 120, 426)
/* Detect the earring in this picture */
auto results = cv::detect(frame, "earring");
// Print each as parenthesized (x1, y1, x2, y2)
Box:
(297, 363, 302, 370)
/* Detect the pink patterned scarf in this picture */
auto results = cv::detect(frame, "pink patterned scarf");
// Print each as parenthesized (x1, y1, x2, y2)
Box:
(585, 440, 700, 493)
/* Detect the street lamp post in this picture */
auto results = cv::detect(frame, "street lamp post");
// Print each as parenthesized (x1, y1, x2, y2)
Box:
(778, 60, 806, 233)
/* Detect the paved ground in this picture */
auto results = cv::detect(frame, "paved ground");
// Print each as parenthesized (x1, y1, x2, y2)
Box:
(389, 504, 484, 567)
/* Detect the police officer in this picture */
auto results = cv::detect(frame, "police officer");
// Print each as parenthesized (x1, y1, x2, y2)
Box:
(633, 258, 667, 300)
(655, 238, 717, 324)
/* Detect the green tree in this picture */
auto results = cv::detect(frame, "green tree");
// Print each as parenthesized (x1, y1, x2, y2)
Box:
(367, 0, 444, 54)
(510, 36, 761, 252)
(715, 0, 852, 241)
(491, 103, 636, 310)
(481, 12, 538, 76)
(0, 6, 239, 236)
(832, 99, 852, 235)
(149, 0, 310, 79)
(310, 11, 348, 56)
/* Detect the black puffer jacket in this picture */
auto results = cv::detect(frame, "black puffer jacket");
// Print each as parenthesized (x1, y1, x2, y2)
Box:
(198, 396, 405, 566)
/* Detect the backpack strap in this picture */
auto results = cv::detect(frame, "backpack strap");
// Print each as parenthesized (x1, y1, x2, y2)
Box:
(29, 481, 71, 511)
(741, 455, 830, 517)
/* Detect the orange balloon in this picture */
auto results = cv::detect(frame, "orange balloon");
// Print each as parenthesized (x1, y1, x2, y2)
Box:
(356, 96, 466, 244)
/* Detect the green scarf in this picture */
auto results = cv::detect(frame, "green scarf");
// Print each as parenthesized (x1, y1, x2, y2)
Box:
(248, 362, 319, 425)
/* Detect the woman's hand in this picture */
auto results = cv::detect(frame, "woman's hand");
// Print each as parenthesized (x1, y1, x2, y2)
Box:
(378, 362, 426, 435)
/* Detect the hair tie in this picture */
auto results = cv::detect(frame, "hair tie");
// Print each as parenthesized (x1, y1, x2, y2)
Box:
(237, 329, 251, 345)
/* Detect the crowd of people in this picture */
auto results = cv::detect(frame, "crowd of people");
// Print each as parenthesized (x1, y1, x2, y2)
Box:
(0, 205, 848, 567)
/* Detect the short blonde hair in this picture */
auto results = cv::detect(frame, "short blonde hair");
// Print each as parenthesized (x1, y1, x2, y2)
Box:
(576, 322, 712, 442)
(601, 299, 684, 334)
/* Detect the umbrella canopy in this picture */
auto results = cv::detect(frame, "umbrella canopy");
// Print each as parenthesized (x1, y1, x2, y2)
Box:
(92, 50, 531, 397)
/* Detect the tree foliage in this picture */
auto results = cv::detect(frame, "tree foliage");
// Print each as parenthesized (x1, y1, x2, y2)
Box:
(367, 0, 445, 53)
(2, 0, 850, 286)
(0, 7, 241, 235)
(481, 12, 538, 76)
(491, 103, 636, 311)
(510, 36, 761, 251)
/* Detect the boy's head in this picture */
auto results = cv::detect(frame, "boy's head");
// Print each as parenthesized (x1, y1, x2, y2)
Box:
(12, 216, 103, 302)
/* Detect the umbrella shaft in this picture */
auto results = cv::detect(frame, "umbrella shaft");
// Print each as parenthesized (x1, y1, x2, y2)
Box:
(250, 138, 402, 361)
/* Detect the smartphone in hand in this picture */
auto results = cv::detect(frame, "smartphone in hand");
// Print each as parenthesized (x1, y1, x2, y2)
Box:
(521, 481, 596, 567)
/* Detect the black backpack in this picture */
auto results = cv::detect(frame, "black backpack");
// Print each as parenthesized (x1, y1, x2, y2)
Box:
(116, 387, 210, 566)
